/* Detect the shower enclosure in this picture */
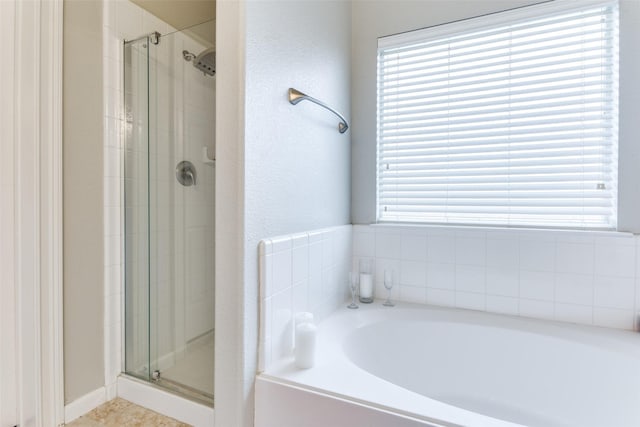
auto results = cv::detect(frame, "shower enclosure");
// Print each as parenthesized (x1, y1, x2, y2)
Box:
(123, 20, 215, 405)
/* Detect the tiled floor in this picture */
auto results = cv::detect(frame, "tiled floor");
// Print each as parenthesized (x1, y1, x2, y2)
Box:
(66, 398, 191, 426)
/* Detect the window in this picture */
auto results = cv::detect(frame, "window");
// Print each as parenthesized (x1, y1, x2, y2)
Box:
(377, 1, 619, 229)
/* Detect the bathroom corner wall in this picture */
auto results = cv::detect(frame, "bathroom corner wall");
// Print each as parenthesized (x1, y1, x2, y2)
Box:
(353, 225, 640, 331)
(63, 0, 105, 405)
(235, 0, 352, 425)
(258, 225, 352, 372)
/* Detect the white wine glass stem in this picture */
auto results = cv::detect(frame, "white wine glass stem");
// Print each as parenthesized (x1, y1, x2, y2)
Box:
(383, 269, 395, 307)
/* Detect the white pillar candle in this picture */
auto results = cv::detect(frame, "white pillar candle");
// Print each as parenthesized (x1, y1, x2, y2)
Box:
(294, 312, 314, 348)
(295, 322, 317, 369)
(359, 273, 373, 300)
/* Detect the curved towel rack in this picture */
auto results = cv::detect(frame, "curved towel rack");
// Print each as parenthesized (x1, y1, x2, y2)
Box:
(288, 88, 349, 134)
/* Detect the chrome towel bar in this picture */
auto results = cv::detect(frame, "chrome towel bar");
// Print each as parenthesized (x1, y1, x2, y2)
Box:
(288, 88, 349, 134)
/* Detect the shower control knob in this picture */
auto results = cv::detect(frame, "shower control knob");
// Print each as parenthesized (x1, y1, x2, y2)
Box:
(176, 160, 197, 187)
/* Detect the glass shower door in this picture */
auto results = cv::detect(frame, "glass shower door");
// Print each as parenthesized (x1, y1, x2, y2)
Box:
(147, 22, 216, 402)
(124, 23, 215, 406)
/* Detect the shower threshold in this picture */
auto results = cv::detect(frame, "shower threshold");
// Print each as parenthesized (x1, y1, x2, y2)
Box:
(118, 374, 215, 426)
(154, 375, 214, 407)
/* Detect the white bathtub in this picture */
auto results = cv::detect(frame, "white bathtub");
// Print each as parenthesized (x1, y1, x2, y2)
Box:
(256, 302, 640, 427)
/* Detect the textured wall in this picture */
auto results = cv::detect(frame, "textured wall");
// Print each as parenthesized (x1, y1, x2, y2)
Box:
(63, 0, 105, 404)
(222, 1, 352, 425)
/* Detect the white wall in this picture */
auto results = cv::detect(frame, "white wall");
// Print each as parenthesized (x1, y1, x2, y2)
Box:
(64, 0, 105, 404)
(218, 0, 352, 425)
(351, 0, 640, 230)
(214, 0, 245, 425)
(244, 0, 351, 237)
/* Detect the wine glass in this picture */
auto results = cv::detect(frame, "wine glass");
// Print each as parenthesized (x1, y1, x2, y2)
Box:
(383, 269, 395, 307)
(347, 272, 359, 309)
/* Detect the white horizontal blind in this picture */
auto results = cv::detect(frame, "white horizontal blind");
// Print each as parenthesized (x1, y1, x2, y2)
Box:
(377, 1, 619, 229)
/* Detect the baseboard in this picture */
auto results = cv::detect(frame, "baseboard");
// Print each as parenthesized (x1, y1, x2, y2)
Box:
(64, 387, 107, 424)
(117, 375, 214, 426)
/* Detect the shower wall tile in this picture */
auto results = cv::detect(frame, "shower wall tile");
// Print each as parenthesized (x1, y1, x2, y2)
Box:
(258, 225, 352, 372)
(353, 224, 640, 332)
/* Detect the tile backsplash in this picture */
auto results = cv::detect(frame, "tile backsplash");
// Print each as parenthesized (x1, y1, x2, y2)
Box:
(354, 224, 640, 331)
(258, 225, 352, 372)
(259, 223, 640, 372)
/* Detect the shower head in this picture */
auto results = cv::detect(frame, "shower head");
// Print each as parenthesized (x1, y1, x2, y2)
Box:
(195, 48, 215, 76)
(183, 48, 215, 77)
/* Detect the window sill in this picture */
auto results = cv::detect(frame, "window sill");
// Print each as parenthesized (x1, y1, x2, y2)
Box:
(366, 222, 634, 240)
